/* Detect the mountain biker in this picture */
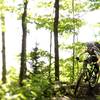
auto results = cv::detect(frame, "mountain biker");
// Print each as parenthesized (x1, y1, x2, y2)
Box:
(74, 42, 100, 95)
(85, 42, 100, 73)
(76, 42, 100, 78)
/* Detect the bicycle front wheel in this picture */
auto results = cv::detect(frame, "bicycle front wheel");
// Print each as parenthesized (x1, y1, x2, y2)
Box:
(74, 71, 88, 96)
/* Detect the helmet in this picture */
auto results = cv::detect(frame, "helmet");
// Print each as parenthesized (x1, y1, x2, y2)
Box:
(86, 42, 94, 49)
(86, 42, 95, 54)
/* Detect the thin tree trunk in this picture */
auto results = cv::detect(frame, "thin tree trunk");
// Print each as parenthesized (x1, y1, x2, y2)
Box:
(1, 15, 6, 83)
(49, 31, 52, 83)
(19, 0, 28, 86)
(72, 0, 75, 83)
(54, 0, 59, 81)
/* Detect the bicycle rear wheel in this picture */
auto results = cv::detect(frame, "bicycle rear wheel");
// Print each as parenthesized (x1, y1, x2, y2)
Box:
(89, 64, 99, 88)
(89, 72, 99, 88)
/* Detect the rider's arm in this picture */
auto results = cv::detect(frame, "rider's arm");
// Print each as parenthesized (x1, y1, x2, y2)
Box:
(76, 51, 87, 61)
(92, 43, 100, 56)
(93, 48, 100, 63)
(94, 48, 100, 56)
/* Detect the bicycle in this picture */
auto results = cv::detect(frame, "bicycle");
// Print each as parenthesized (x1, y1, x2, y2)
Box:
(74, 56, 100, 96)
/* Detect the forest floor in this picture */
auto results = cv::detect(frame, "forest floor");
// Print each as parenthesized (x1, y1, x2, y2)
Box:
(50, 82, 100, 100)
(51, 95, 100, 100)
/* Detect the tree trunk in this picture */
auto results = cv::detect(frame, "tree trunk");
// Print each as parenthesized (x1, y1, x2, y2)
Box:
(19, 0, 28, 86)
(54, 0, 59, 81)
(1, 15, 6, 83)
(49, 31, 52, 83)
(72, 0, 75, 83)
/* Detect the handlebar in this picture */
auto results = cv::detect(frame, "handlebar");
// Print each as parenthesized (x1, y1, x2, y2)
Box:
(76, 57, 80, 61)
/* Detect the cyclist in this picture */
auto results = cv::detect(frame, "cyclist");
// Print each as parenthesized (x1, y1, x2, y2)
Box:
(74, 42, 100, 95)
(76, 42, 100, 80)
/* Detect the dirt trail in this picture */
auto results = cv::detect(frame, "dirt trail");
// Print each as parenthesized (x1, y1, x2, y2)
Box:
(52, 95, 100, 100)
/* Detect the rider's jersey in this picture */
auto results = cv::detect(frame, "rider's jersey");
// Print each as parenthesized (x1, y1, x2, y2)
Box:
(86, 42, 100, 64)
(95, 51, 100, 64)
(77, 42, 100, 63)
(91, 42, 100, 64)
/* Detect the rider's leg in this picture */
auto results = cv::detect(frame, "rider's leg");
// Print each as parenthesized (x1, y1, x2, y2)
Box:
(83, 60, 89, 81)
(94, 63, 99, 75)
(83, 60, 88, 71)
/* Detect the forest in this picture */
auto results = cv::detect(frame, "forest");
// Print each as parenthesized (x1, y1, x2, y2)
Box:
(0, 0, 100, 99)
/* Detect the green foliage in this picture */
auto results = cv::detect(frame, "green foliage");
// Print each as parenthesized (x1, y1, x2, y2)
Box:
(34, 15, 53, 31)
(59, 17, 84, 35)
(37, 1, 53, 8)
(88, 0, 100, 10)
(59, 58, 72, 82)
(0, 0, 100, 98)
(60, 0, 87, 13)
(0, 67, 54, 99)
(59, 42, 87, 82)
(0, 0, 17, 13)
(34, 14, 84, 37)
(90, 2, 100, 10)
(27, 45, 50, 74)
(33, 0, 85, 38)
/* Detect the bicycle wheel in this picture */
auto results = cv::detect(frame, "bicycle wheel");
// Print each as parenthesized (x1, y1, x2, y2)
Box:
(89, 72, 99, 88)
(89, 64, 99, 88)
(74, 71, 88, 96)
(89, 75, 96, 87)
